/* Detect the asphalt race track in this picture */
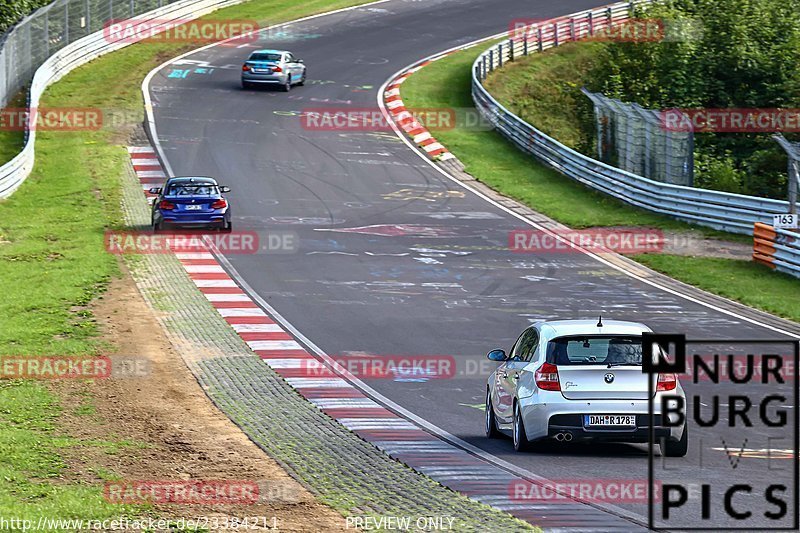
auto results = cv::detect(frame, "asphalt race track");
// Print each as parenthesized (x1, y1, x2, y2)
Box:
(147, 0, 799, 528)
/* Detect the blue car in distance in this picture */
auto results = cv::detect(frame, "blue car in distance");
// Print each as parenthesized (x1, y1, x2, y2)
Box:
(149, 176, 232, 232)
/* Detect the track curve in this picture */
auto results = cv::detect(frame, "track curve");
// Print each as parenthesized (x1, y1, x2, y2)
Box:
(146, 0, 799, 528)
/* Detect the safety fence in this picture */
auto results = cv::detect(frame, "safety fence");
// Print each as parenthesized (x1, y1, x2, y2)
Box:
(0, 0, 245, 199)
(471, 1, 791, 235)
(753, 223, 800, 279)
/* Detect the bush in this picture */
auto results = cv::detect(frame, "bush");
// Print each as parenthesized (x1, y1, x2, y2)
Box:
(583, 0, 800, 198)
(0, 0, 52, 35)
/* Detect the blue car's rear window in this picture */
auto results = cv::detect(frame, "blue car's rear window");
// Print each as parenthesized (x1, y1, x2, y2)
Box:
(249, 53, 281, 61)
(166, 184, 217, 196)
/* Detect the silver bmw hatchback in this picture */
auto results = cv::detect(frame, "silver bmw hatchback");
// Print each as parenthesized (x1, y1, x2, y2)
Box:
(241, 49, 306, 91)
(485, 319, 688, 456)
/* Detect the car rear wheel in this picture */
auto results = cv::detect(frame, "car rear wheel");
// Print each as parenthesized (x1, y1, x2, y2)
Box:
(485, 389, 501, 439)
(512, 402, 531, 452)
(298, 71, 306, 86)
(281, 78, 291, 92)
(220, 220, 232, 233)
(662, 424, 688, 457)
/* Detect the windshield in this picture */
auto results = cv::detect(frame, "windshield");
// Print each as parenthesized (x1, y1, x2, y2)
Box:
(546, 335, 643, 366)
(166, 184, 217, 196)
(249, 53, 282, 62)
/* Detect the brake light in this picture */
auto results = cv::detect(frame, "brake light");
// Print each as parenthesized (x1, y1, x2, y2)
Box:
(657, 373, 677, 391)
(242, 64, 251, 71)
(272, 66, 282, 73)
(158, 200, 176, 210)
(535, 363, 560, 391)
(211, 199, 227, 209)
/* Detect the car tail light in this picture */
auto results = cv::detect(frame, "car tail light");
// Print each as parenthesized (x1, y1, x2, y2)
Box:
(657, 373, 677, 391)
(211, 199, 227, 209)
(242, 64, 251, 71)
(159, 200, 176, 210)
(272, 66, 282, 73)
(535, 363, 560, 391)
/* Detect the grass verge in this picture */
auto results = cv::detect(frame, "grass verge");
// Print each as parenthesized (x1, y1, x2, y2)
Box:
(400, 44, 800, 323)
(0, 0, 372, 520)
(635, 255, 800, 323)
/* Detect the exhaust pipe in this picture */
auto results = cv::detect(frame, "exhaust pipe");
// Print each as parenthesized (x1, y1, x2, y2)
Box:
(554, 433, 565, 441)
(563, 432, 573, 442)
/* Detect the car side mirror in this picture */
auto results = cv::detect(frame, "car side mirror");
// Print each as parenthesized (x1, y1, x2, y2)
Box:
(219, 186, 231, 193)
(296, 59, 304, 63)
(149, 187, 162, 194)
(487, 349, 507, 362)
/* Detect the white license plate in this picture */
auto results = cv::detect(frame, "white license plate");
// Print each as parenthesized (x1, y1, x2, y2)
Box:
(252, 68, 269, 73)
(585, 415, 636, 427)
(185, 205, 203, 210)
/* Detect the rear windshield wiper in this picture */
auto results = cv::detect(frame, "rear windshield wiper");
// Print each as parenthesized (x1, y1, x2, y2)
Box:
(607, 361, 643, 368)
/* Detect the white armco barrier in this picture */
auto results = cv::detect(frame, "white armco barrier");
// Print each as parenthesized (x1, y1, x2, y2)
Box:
(0, 0, 245, 199)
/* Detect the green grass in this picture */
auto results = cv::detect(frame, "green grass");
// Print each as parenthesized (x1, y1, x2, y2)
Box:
(402, 45, 717, 232)
(636, 255, 800, 323)
(0, 0, 373, 520)
(401, 44, 800, 322)
(0, 90, 27, 166)
(483, 41, 602, 152)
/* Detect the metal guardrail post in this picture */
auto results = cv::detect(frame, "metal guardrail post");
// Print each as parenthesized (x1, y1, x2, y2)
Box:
(588, 12, 593, 36)
(489, 49, 494, 71)
(772, 134, 800, 214)
(537, 27, 543, 52)
(790, 160, 798, 214)
(553, 22, 558, 47)
(523, 34, 528, 56)
(498, 42, 503, 67)
(508, 38, 513, 61)
(44, 15, 49, 57)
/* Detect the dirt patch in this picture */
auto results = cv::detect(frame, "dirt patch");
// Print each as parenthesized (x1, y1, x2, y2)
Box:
(52, 266, 349, 531)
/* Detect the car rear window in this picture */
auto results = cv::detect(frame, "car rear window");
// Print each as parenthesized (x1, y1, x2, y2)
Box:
(249, 53, 282, 61)
(166, 184, 217, 196)
(546, 336, 643, 366)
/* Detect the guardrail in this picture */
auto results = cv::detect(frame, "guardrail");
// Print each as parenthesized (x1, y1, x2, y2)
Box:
(753, 223, 800, 279)
(471, 1, 791, 235)
(0, 0, 245, 199)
